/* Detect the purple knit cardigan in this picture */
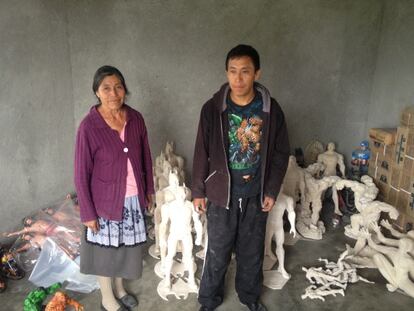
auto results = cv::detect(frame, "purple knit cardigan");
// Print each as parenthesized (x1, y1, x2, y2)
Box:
(74, 104, 154, 222)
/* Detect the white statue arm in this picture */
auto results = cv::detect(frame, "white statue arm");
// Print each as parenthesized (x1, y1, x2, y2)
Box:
(380, 219, 405, 239)
(159, 204, 170, 261)
(299, 173, 306, 207)
(192, 208, 203, 246)
(363, 229, 394, 255)
(338, 154, 345, 177)
(371, 222, 399, 247)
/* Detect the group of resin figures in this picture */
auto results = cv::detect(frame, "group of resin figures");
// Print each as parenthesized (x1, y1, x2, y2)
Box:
(147, 141, 414, 301)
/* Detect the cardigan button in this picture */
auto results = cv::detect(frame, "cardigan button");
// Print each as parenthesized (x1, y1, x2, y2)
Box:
(123, 147, 129, 153)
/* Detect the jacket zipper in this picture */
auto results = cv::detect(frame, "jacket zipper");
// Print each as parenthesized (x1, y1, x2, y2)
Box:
(220, 113, 231, 208)
(204, 170, 217, 183)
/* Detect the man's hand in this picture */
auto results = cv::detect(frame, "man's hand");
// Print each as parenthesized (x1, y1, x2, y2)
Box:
(83, 219, 99, 233)
(262, 195, 275, 212)
(193, 198, 207, 214)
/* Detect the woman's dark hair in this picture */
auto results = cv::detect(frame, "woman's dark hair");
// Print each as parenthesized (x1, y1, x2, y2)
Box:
(92, 65, 129, 96)
(225, 44, 260, 72)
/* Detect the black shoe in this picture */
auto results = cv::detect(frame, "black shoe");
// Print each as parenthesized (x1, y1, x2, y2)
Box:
(243, 301, 267, 311)
(199, 306, 215, 311)
(118, 294, 138, 308)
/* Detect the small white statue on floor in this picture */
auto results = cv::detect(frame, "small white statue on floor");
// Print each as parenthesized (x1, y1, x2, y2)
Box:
(282, 156, 306, 208)
(317, 142, 346, 177)
(264, 193, 296, 279)
(302, 250, 374, 301)
(157, 188, 202, 300)
(359, 228, 414, 298)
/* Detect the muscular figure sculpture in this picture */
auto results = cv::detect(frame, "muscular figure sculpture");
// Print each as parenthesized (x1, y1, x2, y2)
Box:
(335, 175, 378, 212)
(264, 193, 297, 279)
(317, 142, 345, 177)
(159, 188, 202, 290)
(361, 229, 414, 298)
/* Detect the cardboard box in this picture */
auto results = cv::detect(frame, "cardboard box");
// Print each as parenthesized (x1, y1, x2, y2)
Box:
(402, 154, 414, 176)
(392, 213, 414, 232)
(385, 185, 399, 207)
(390, 165, 402, 188)
(376, 165, 391, 185)
(395, 126, 414, 166)
(399, 173, 414, 194)
(369, 128, 397, 145)
(368, 164, 377, 179)
(401, 106, 414, 128)
(398, 190, 414, 218)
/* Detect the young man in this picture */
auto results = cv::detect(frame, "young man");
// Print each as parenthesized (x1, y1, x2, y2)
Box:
(192, 44, 290, 311)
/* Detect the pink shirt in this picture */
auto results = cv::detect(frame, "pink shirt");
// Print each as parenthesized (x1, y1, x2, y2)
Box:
(120, 124, 139, 197)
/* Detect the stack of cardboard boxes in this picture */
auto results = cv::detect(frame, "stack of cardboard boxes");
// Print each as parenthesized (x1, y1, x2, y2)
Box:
(368, 107, 414, 231)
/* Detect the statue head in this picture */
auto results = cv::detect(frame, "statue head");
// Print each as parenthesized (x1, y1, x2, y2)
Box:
(327, 142, 335, 152)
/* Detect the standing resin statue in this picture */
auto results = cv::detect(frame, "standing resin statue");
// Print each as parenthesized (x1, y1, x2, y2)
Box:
(317, 142, 345, 177)
(158, 188, 202, 299)
(264, 193, 296, 280)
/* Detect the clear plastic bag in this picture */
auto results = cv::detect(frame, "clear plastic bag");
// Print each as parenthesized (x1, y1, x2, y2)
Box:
(28, 237, 98, 293)
(6, 196, 81, 271)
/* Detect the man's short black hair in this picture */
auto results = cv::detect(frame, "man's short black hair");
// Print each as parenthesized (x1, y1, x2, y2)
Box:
(225, 44, 260, 71)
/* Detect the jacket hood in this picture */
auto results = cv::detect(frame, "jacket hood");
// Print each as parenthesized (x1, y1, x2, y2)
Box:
(213, 82, 272, 113)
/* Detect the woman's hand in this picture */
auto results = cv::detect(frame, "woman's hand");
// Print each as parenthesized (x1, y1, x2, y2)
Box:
(83, 220, 99, 233)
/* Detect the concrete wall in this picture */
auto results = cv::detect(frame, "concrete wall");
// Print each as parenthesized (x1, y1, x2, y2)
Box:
(368, 0, 414, 129)
(0, 0, 74, 231)
(0, 0, 413, 231)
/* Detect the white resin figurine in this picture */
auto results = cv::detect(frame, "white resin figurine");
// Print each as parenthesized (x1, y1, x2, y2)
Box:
(344, 201, 399, 239)
(150, 172, 191, 259)
(157, 188, 202, 300)
(282, 156, 306, 207)
(317, 142, 345, 177)
(335, 175, 378, 212)
(296, 174, 340, 240)
(302, 250, 373, 301)
(264, 193, 296, 279)
(360, 228, 414, 298)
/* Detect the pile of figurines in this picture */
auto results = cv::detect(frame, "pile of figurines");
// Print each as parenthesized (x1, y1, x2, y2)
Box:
(283, 141, 414, 300)
(148, 141, 207, 301)
(1, 195, 82, 274)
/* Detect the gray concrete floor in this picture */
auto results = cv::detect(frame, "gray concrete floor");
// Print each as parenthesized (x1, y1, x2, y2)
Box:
(2, 226, 414, 310)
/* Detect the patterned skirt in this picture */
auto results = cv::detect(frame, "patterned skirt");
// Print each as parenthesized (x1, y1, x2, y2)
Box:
(86, 195, 146, 247)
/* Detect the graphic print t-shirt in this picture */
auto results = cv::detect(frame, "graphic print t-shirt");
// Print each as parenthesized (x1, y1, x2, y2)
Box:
(227, 92, 263, 197)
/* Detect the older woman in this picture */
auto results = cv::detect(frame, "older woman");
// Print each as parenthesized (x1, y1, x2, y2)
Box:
(74, 66, 154, 311)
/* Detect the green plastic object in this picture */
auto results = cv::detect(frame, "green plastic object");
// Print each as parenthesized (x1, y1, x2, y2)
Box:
(23, 282, 62, 311)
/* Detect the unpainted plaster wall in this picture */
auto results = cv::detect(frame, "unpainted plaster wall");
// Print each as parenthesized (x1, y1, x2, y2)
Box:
(1, 0, 413, 230)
